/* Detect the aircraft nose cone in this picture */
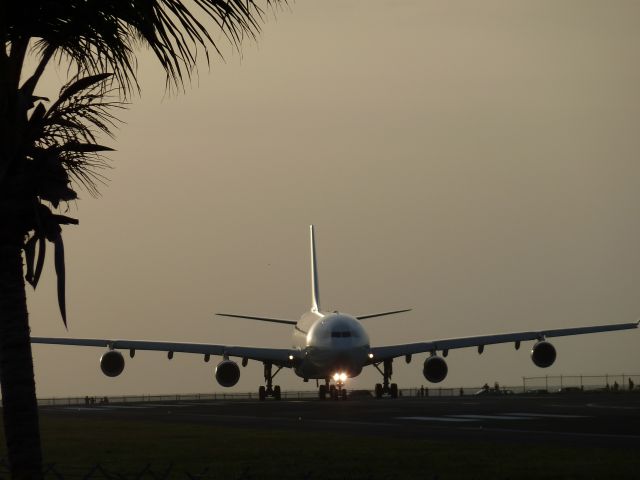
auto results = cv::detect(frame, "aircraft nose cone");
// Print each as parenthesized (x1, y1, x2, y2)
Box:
(332, 351, 364, 377)
(335, 353, 351, 367)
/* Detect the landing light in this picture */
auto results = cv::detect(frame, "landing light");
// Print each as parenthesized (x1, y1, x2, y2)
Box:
(333, 372, 348, 382)
(288, 355, 294, 361)
(368, 353, 374, 359)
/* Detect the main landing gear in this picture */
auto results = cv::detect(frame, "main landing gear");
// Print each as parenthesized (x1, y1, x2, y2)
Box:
(318, 379, 347, 401)
(373, 359, 398, 399)
(258, 362, 282, 401)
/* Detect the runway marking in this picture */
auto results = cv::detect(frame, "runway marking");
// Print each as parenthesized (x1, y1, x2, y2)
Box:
(87, 405, 153, 410)
(175, 413, 280, 421)
(450, 415, 533, 421)
(506, 413, 588, 419)
(308, 419, 397, 427)
(177, 412, 396, 427)
(586, 403, 640, 410)
(396, 413, 590, 423)
(52, 407, 104, 412)
(55, 405, 152, 411)
(396, 416, 477, 423)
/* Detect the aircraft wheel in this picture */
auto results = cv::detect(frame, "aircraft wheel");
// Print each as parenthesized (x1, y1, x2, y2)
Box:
(274, 385, 281, 400)
(341, 389, 347, 401)
(390, 383, 398, 399)
(258, 386, 266, 401)
(375, 383, 383, 399)
(319, 384, 327, 400)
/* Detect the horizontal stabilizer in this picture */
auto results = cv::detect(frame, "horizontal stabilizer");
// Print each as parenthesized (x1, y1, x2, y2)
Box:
(215, 313, 297, 325)
(356, 309, 412, 320)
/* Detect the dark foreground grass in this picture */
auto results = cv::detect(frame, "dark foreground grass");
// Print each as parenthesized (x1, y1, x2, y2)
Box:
(1, 414, 638, 479)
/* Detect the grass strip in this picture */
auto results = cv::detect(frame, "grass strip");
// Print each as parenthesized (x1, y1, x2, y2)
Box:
(0, 414, 638, 479)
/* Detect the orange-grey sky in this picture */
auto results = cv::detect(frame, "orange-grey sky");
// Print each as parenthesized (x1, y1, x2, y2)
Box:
(29, 0, 640, 397)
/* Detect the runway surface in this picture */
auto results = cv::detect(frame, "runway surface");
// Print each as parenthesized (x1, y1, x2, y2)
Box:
(41, 392, 640, 447)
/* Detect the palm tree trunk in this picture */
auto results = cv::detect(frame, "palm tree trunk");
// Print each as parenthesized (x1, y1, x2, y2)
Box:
(0, 231, 43, 479)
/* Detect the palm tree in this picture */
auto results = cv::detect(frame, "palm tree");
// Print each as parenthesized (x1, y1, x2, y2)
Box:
(1, 2, 283, 477)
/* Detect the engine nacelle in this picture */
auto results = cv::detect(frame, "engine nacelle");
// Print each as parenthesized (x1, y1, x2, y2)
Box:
(423, 355, 448, 383)
(100, 350, 125, 377)
(215, 360, 240, 387)
(531, 341, 556, 368)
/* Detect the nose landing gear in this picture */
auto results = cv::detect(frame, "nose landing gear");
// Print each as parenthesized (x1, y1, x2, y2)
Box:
(373, 359, 398, 399)
(258, 362, 282, 401)
(319, 378, 348, 400)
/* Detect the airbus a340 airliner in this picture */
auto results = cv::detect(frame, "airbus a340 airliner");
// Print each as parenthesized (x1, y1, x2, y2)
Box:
(33, 226, 638, 400)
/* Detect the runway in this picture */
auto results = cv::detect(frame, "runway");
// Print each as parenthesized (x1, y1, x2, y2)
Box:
(41, 392, 640, 447)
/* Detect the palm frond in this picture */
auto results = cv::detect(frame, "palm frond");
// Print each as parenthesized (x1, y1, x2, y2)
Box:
(3, 0, 288, 330)
(8, 1, 286, 96)
(17, 73, 122, 209)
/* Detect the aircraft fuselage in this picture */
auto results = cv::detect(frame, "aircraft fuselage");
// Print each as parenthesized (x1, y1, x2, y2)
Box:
(292, 311, 370, 380)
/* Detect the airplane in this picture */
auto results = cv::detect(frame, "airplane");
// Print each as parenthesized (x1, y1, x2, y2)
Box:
(32, 225, 639, 401)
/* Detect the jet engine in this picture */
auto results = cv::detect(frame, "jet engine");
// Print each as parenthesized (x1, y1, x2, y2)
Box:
(215, 360, 240, 387)
(531, 341, 556, 368)
(423, 355, 448, 383)
(100, 350, 125, 377)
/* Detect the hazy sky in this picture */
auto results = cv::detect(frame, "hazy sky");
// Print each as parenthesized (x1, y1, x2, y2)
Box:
(29, 0, 640, 397)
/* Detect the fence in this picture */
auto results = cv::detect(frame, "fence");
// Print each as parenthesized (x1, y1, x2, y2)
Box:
(35, 374, 640, 406)
(522, 373, 640, 393)
(37, 388, 506, 406)
(37, 391, 320, 406)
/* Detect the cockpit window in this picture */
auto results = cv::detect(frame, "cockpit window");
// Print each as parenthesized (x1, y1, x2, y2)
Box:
(331, 331, 352, 338)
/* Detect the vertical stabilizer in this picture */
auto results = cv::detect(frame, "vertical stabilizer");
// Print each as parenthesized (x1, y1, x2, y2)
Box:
(310, 225, 320, 312)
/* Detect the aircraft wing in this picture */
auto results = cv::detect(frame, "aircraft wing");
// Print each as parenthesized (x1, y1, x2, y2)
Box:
(30, 337, 298, 366)
(368, 320, 639, 363)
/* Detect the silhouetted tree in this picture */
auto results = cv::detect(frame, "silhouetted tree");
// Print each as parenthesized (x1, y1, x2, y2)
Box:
(1, 2, 283, 477)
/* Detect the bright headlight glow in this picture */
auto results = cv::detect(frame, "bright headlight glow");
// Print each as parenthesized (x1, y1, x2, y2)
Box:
(368, 353, 374, 359)
(333, 372, 348, 382)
